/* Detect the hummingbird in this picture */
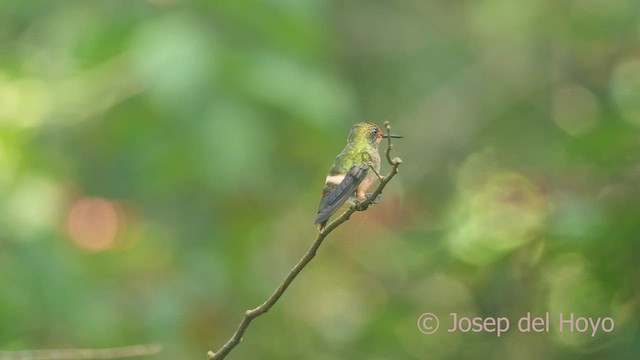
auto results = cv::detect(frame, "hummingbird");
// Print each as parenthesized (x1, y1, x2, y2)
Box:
(314, 122, 402, 232)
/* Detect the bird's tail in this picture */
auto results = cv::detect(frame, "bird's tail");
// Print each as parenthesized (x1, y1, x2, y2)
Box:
(315, 201, 352, 233)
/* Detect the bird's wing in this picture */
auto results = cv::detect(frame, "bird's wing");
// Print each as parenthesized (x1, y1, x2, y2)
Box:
(314, 164, 368, 226)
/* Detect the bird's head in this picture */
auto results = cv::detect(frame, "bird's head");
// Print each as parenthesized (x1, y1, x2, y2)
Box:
(348, 122, 403, 148)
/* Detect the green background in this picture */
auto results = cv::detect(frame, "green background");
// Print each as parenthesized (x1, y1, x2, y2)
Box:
(1, 0, 639, 359)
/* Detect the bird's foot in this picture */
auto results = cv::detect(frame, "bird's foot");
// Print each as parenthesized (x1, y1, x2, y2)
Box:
(354, 201, 368, 211)
(354, 193, 381, 211)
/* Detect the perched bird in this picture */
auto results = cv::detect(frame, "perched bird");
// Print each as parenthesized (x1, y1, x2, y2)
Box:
(314, 122, 402, 232)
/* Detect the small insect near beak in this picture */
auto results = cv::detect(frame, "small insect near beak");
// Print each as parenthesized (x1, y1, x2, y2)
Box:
(382, 133, 403, 138)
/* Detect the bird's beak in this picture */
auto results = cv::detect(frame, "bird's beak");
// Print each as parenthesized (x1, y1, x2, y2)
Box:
(382, 133, 403, 138)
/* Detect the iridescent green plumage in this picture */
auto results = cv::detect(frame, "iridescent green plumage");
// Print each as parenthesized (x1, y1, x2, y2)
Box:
(314, 122, 402, 231)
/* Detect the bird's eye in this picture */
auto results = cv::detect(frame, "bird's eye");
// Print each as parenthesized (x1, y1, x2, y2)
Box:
(372, 128, 378, 135)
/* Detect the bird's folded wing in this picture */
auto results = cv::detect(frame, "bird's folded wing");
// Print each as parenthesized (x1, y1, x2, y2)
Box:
(314, 165, 368, 225)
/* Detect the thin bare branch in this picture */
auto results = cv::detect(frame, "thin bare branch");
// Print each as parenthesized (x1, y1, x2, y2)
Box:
(0, 344, 162, 360)
(208, 128, 403, 359)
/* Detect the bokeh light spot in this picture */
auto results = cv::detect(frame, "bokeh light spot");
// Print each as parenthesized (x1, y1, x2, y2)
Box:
(0, 76, 52, 128)
(552, 85, 600, 136)
(611, 59, 640, 126)
(544, 253, 617, 350)
(447, 159, 550, 265)
(66, 197, 124, 252)
(3, 176, 63, 241)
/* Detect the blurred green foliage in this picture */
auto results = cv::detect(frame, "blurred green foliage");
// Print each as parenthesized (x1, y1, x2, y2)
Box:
(1, 0, 639, 359)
